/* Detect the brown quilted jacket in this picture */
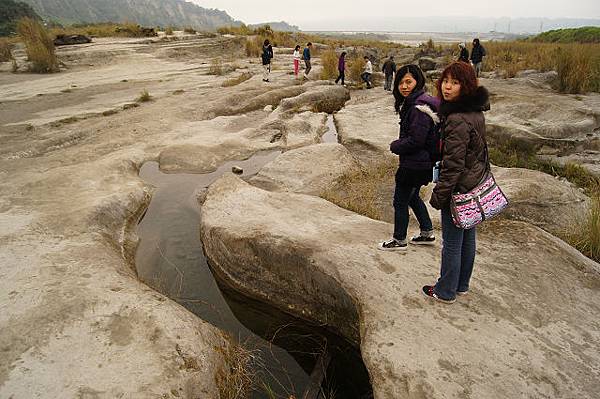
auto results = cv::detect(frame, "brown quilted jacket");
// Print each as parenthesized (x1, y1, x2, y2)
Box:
(430, 86, 490, 210)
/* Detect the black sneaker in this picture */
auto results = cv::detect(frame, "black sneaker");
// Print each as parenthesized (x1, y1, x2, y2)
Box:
(377, 238, 407, 251)
(422, 285, 456, 304)
(410, 234, 435, 245)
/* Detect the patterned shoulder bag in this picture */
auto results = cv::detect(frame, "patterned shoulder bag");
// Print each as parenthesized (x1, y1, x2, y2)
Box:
(450, 137, 509, 229)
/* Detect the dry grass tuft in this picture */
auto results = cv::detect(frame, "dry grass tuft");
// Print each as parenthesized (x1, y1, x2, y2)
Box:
(320, 48, 339, 80)
(348, 55, 365, 84)
(245, 37, 262, 57)
(215, 341, 257, 399)
(165, 26, 174, 36)
(222, 72, 253, 87)
(566, 194, 600, 262)
(208, 57, 224, 75)
(320, 158, 396, 220)
(483, 41, 600, 92)
(136, 89, 152, 102)
(183, 27, 196, 34)
(0, 38, 14, 62)
(17, 17, 59, 73)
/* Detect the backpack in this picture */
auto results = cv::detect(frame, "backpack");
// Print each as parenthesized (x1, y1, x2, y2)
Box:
(427, 122, 443, 163)
(415, 104, 442, 163)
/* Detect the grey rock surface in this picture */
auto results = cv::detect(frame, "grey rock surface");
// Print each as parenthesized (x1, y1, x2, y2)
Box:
(250, 142, 361, 195)
(200, 174, 600, 399)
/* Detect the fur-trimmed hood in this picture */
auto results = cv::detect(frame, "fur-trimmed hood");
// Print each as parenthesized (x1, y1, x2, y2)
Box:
(439, 86, 490, 116)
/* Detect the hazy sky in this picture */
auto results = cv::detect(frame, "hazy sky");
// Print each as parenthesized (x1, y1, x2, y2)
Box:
(192, 0, 600, 26)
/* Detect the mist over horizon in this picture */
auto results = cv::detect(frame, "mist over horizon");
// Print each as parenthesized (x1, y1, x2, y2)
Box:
(190, 0, 600, 33)
(292, 16, 600, 34)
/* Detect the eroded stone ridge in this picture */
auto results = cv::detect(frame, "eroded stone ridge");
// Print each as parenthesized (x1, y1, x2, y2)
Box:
(200, 174, 600, 398)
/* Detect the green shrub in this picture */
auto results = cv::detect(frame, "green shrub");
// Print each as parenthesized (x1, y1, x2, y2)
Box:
(530, 27, 600, 44)
(17, 17, 59, 73)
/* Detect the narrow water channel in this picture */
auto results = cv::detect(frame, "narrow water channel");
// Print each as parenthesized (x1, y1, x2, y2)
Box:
(136, 148, 372, 398)
(321, 114, 338, 144)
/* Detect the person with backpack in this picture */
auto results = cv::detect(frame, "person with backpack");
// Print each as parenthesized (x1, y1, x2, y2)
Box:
(424, 61, 490, 304)
(469, 38, 486, 77)
(382, 55, 397, 91)
(457, 43, 469, 63)
(303, 42, 312, 79)
(378, 64, 440, 252)
(293, 45, 301, 78)
(262, 39, 273, 82)
(335, 51, 347, 85)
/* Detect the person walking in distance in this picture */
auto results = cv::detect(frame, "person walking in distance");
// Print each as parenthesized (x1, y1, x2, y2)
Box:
(261, 39, 273, 82)
(361, 56, 373, 89)
(303, 42, 312, 79)
(335, 51, 347, 85)
(469, 38, 486, 77)
(293, 45, 301, 79)
(424, 61, 490, 304)
(457, 43, 469, 63)
(378, 64, 440, 252)
(382, 55, 397, 91)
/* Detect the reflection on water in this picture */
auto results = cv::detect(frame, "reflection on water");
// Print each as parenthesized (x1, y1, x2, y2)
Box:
(321, 114, 338, 144)
(136, 150, 373, 398)
(136, 152, 312, 398)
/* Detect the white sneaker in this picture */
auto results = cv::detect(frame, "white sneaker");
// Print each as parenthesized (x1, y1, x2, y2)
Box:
(377, 238, 407, 251)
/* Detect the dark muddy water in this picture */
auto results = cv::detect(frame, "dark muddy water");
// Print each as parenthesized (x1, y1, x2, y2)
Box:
(136, 148, 372, 398)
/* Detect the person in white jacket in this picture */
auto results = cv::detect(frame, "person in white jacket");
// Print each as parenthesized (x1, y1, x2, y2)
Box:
(293, 45, 301, 78)
(361, 56, 373, 89)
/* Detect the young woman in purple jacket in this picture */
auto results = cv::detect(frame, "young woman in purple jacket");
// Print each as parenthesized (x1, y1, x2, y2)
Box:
(378, 64, 440, 251)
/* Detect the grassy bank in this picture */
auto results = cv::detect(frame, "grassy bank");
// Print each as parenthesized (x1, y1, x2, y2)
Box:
(49, 22, 156, 38)
(483, 41, 600, 93)
(528, 27, 600, 44)
(489, 138, 600, 262)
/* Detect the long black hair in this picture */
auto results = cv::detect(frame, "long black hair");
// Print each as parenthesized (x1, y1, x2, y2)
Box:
(392, 64, 426, 113)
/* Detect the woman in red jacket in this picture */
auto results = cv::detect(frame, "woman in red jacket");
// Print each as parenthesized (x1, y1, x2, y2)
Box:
(424, 62, 490, 304)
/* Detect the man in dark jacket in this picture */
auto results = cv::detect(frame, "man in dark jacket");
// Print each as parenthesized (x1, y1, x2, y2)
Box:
(469, 38, 486, 77)
(302, 42, 312, 79)
(382, 55, 396, 91)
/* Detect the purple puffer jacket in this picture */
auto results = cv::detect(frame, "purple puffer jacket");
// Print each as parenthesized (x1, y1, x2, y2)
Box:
(390, 90, 440, 170)
(338, 55, 345, 71)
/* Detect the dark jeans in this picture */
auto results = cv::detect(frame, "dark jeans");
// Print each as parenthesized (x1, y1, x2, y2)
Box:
(304, 60, 312, 75)
(393, 173, 433, 241)
(384, 73, 393, 90)
(335, 70, 345, 85)
(434, 207, 477, 300)
(361, 72, 372, 87)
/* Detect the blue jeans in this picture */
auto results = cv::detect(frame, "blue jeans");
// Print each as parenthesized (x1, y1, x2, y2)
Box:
(393, 177, 433, 241)
(434, 207, 477, 300)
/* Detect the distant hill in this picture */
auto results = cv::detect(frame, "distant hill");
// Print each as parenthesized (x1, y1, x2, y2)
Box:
(0, 0, 41, 36)
(528, 27, 600, 43)
(19, 0, 242, 30)
(249, 21, 300, 32)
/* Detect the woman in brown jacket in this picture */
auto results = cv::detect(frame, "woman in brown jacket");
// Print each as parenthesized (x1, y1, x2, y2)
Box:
(424, 62, 490, 304)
